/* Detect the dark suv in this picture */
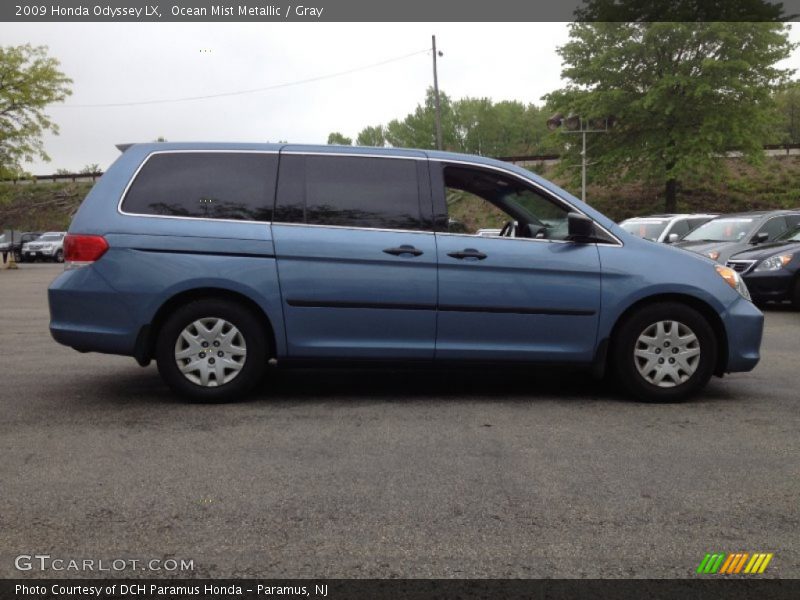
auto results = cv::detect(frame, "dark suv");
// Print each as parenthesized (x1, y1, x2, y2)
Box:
(2, 232, 43, 262)
(727, 225, 800, 309)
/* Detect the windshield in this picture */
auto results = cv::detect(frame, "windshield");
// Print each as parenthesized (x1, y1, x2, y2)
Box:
(683, 218, 755, 242)
(778, 226, 800, 242)
(620, 219, 669, 241)
(39, 234, 63, 241)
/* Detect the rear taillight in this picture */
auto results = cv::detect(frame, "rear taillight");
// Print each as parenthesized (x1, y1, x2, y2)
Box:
(64, 234, 109, 268)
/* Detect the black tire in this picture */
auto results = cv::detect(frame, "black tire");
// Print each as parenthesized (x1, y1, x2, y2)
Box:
(15, 251, 23, 263)
(612, 302, 717, 402)
(55, 249, 64, 263)
(155, 298, 268, 402)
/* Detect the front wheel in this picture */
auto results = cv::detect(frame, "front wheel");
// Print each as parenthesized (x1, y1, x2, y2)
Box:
(54, 249, 64, 263)
(155, 299, 268, 402)
(612, 302, 717, 402)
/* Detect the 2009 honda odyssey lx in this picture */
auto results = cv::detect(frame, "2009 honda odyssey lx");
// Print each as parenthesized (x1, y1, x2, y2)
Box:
(48, 143, 763, 402)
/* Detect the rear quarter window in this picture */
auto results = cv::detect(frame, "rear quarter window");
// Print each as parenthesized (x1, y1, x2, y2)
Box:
(121, 152, 277, 221)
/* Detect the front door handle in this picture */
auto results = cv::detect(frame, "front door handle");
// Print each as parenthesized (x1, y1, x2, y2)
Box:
(383, 245, 424, 257)
(447, 248, 487, 260)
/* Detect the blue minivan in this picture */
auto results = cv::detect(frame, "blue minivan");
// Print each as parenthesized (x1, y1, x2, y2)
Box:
(48, 143, 763, 402)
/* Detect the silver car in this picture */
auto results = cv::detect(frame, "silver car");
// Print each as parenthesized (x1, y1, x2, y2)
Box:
(619, 214, 718, 244)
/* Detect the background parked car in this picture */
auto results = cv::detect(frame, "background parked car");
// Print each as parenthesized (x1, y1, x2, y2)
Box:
(727, 225, 800, 309)
(22, 231, 66, 263)
(675, 210, 800, 264)
(619, 213, 717, 243)
(1, 232, 43, 262)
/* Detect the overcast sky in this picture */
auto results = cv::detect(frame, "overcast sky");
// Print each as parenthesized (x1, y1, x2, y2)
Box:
(3, 22, 800, 174)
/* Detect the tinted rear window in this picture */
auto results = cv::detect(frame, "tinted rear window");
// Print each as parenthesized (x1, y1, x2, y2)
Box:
(275, 155, 422, 230)
(121, 152, 277, 221)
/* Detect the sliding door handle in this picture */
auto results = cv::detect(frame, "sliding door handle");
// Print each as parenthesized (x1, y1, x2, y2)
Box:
(383, 245, 424, 257)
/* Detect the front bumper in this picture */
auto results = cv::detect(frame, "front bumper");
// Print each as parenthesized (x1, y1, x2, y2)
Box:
(742, 270, 794, 303)
(722, 296, 764, 373)
(24, 248, 58, 259)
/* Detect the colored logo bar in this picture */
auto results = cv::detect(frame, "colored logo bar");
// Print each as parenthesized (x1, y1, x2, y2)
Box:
(696, 552, 773, 574)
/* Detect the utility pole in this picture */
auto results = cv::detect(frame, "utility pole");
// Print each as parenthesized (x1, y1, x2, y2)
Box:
(581, 130, 587, 204)
(432, 35, 443, 151)
(546, 114, 612, 204)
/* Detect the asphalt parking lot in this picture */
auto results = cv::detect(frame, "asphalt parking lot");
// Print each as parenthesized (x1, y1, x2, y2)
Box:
(0, 263, 798, 579)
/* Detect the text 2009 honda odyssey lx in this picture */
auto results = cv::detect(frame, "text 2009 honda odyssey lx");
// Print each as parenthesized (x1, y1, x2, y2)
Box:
(48, 143, 763, 402)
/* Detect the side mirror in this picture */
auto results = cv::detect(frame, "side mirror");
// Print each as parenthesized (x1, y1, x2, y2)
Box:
(752, 232, 769, 244)
(567, 212, 595, 242)
(667, 233, 680, 244)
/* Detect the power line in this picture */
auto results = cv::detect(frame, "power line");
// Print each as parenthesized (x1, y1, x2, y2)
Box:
(55, 48, 430, 108)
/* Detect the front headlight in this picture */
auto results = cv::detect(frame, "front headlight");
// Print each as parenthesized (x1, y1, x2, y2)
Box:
(715, 265, 751, 301)
(755, 254, 792, 272)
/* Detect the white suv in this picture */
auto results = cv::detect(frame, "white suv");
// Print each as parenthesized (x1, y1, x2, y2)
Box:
(22, 231, 66, 263)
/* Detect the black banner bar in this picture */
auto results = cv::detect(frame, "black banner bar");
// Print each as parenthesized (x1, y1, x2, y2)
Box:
(4, 0, 800, 22)
(3, 579, 800, 600)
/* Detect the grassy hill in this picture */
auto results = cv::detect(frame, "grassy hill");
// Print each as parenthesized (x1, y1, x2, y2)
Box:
(539, 155, 800, 220)
(2, 155, 799, 232)
(0, 181, 94, 231)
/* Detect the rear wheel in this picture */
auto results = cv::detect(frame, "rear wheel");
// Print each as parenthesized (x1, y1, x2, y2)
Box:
(155, 298, 268, 402)
(55, 249, 64, 263)
(612, 302, 717, 402)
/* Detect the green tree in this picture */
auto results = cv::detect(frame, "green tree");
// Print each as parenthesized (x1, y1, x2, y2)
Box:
(326, 132, 352, 145)
(0, 45, 72, 172)
(574, 0, 784, 21)
(771, 81, 800, 144)
(384, 88, 457, 150)
(80, 163, 101, 174)
(546, 22, 794, 211)
(356, 125, 386, 147)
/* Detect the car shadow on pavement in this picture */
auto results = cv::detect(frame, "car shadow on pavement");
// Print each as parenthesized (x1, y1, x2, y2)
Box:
(77, 363, 630, 406)
(263, 366, 619, 403)
(74, 362, 746, 408)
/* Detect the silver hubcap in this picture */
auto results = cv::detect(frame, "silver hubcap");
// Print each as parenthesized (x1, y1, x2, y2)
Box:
(634, 320, 701, 388)
(174, 318, 247, 387)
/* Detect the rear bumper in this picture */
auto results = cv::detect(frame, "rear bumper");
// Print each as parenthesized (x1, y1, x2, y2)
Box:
(722, 297, 764, 373)
(48, 267, 141, 356)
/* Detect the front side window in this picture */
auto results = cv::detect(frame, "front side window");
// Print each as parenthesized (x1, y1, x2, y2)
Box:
(668, 219, 691, 239)
(274, 155, 422, 230)
(121, 152, 277, 221)
(778, 225, 800, 242)
(443, 165, 571, 240)
(756, 217, 788, 241)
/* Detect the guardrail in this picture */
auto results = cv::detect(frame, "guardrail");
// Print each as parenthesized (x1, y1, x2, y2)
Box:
(1, 172, 102, 185)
